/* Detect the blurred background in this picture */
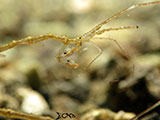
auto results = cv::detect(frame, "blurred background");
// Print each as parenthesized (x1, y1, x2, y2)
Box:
(0, 0, 160, 120)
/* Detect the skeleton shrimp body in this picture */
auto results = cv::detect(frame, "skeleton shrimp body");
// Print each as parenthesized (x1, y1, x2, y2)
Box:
(0, 1, 160, 69)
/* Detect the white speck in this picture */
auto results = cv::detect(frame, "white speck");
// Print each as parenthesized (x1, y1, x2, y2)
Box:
(128, 5, 135, 10)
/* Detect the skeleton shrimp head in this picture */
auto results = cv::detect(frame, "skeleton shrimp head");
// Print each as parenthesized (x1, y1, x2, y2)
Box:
(56, 43, 79, 68)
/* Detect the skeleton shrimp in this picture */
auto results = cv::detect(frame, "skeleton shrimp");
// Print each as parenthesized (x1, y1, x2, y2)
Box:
(0, 1, 160, 69)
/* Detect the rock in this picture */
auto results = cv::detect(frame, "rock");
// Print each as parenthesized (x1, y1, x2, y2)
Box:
(16, 87, 49, 115)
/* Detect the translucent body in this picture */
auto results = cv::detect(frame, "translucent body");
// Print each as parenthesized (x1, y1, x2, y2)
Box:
(0, 1, 159, 69)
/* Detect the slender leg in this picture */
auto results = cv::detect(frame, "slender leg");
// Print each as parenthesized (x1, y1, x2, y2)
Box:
(84, 41, 102, 70)
(91, 37, 134, 75)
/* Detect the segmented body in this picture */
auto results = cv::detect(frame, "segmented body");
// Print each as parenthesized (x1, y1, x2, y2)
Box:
(0, 1, 159, 69)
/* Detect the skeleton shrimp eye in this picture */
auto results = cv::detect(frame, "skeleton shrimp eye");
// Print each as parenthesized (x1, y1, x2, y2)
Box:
(66, 59, 79, 68)
(67, 59, 70, 62)
(62, 48, 72, 56)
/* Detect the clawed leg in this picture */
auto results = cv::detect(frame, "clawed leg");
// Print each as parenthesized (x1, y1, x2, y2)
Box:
(84, 41, 102, 70)
(91, 37, 134, 75)
(84, 25, 138, 70)
(94, 37, 130, 59)
(56, 45, 79, 68)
